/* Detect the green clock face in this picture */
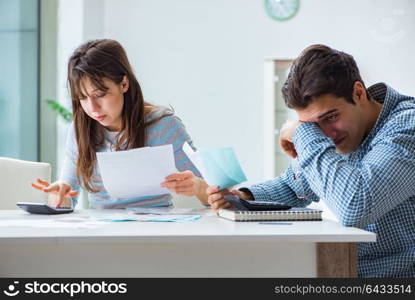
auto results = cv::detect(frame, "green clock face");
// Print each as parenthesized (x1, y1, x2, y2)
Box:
(264, 0, 300, 21)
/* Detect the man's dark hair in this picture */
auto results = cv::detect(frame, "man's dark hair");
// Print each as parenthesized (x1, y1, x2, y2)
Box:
(282, 44, 370, 109)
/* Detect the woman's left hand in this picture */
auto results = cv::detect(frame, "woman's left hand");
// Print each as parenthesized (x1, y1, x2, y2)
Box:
(160, 170, 201, 197)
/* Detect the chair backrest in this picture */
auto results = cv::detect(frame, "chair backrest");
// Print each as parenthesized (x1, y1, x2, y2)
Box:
(0, 157, 51, 210)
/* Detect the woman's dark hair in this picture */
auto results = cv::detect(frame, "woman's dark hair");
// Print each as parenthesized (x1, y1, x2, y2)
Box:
(282, 44, 370, 109)
(68, 39, 171, 192)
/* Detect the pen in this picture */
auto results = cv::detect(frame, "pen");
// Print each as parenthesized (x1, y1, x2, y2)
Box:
(258, 222, 293, 225)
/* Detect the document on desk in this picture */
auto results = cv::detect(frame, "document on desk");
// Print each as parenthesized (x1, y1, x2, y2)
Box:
(127, 207, 214, 216)
(97, 144, 177, 198)
(183, 142, 247, 189)
(0, 219, 107, 229)
(92, 212, 201, 223)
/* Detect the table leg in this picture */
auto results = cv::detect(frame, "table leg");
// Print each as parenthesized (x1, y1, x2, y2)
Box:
(317, 242, 357, 277)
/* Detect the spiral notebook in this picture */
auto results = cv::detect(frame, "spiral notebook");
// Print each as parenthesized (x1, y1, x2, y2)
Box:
(217, 207, 322, 222)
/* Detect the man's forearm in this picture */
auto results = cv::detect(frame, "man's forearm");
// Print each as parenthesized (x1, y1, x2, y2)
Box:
(238, 165, 316, 207)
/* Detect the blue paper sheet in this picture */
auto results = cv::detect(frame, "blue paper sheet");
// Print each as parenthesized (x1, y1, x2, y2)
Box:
(199, 147, 247, 189)
(183, 143, 247, 189)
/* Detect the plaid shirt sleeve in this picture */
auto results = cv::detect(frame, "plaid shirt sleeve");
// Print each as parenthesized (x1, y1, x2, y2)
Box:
(293, 121, 415, 228)
(244, 161, 320, 207)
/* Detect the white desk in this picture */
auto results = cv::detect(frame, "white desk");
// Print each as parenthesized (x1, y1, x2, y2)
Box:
(0, 209, 376, 277)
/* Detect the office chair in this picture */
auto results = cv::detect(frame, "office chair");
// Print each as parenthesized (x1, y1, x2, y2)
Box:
(0, 157, 51, 209)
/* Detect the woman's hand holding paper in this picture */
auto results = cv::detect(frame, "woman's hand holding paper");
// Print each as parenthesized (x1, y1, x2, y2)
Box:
(161, 171, 209, 204)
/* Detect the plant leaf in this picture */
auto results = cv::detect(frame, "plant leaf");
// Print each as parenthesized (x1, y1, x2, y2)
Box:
(46, 100, 73, 123)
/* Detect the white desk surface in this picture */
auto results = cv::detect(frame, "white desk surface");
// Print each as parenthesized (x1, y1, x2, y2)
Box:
(0, 209, 376, 244)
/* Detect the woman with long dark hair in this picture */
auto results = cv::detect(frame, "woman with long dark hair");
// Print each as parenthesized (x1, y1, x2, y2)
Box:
(32, 39, 209, 208)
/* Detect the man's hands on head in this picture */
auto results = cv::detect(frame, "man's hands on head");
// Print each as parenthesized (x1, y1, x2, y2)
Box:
(279, 119, 302, 158)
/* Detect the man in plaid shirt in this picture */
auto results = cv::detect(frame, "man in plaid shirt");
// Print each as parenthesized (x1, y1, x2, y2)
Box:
(207, 45, 415, 277)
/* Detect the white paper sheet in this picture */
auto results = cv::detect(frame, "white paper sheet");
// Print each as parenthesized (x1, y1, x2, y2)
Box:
(127, 207, 215, 216)
(92, 213, 201, 223)
(96, 144, 177, 199)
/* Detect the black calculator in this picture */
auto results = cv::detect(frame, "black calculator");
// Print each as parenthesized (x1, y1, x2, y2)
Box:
(224, 195, 291, 211)
(16, 202, 74, 215)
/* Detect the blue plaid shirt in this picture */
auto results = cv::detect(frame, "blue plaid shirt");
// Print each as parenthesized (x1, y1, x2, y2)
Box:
(246, 83, 415, 277)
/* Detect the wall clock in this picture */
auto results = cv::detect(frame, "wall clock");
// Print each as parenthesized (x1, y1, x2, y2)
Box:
(264, 0, 300, 21)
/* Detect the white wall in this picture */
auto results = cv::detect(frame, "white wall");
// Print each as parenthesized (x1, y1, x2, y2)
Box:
(40, 0, 58, 177)
(99, 0, 415, 184)
(56, 0, 105, 177)
(56, 0, 84, 176)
